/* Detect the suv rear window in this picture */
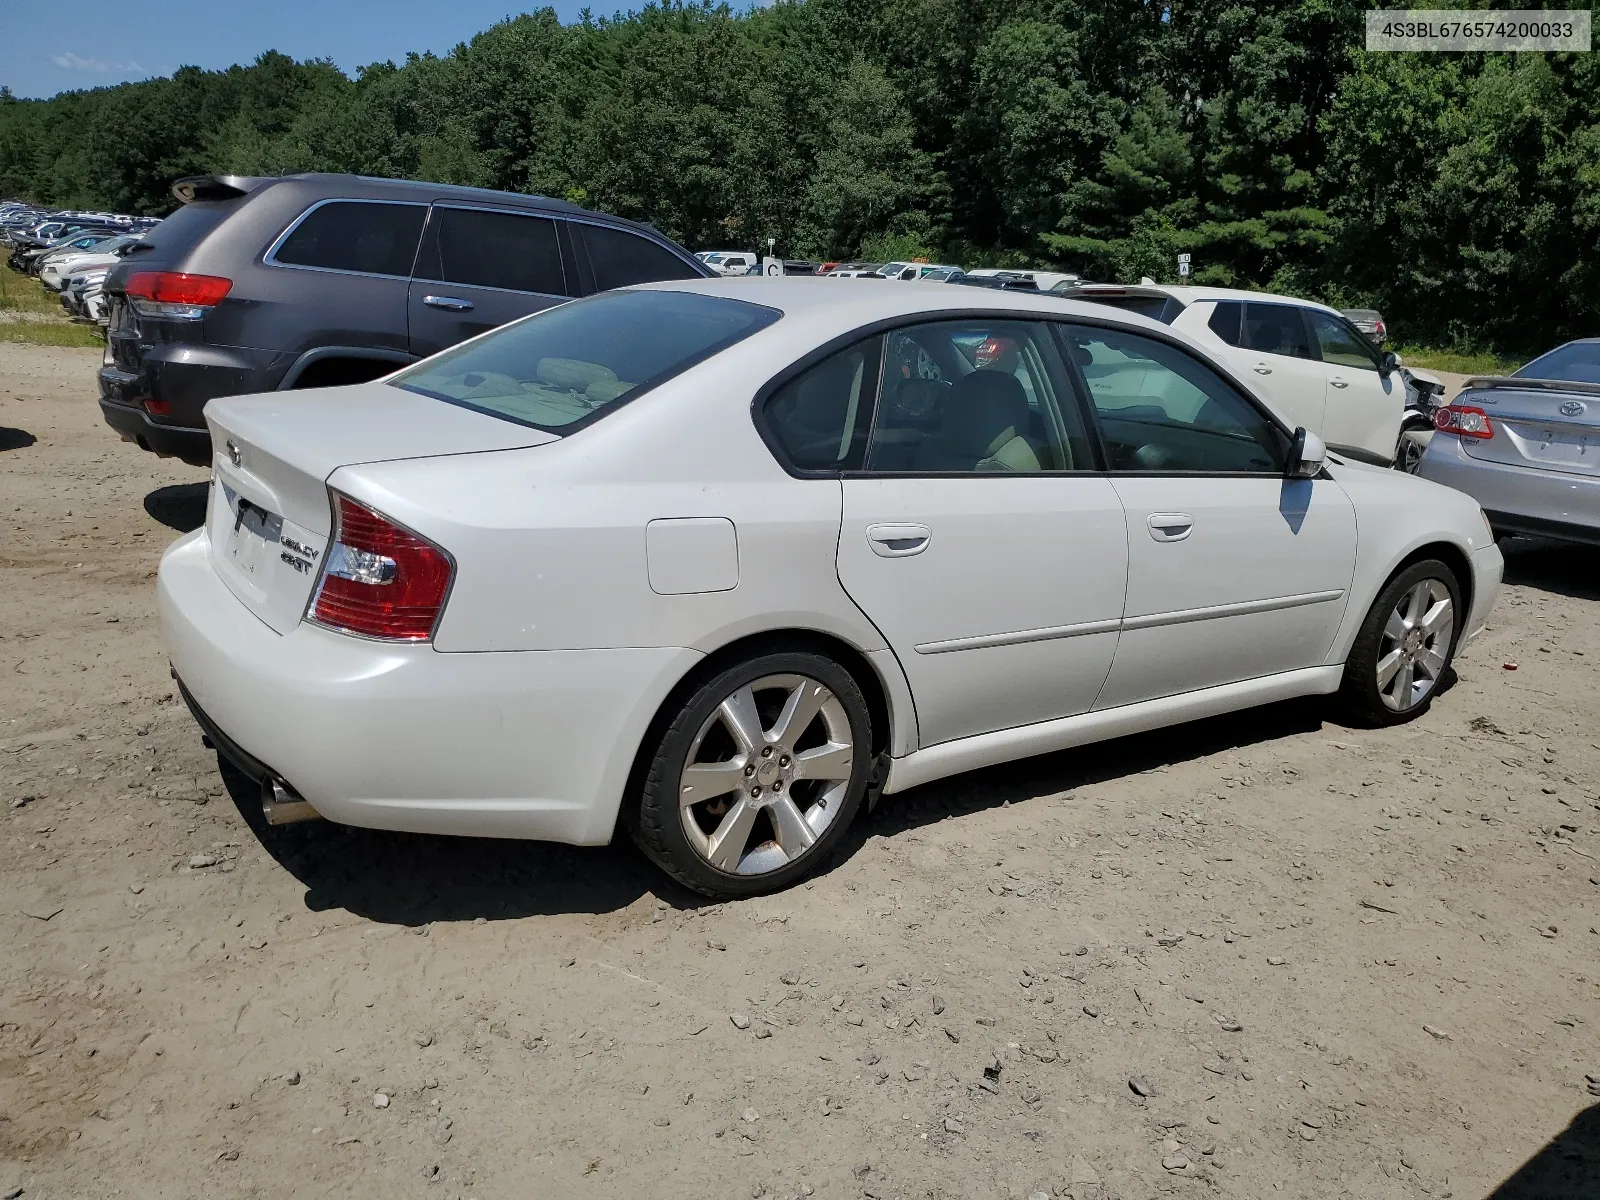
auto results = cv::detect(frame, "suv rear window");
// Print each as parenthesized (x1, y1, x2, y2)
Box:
(394, 289, 779, 431)
(580, 224, 701, 290)
(271, 201, 426, 278)
(1078, 294, 1184, 323)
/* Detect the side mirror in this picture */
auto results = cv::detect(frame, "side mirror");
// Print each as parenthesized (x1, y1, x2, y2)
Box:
(1289, 427, 1327, 478)
(1379, 350, 1400, 377)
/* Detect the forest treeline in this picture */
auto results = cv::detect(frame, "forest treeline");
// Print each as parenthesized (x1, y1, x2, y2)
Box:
(1, 0, 1597, 353)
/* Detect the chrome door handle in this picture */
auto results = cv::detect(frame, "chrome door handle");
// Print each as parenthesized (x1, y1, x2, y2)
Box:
(1147, 512, 1194, 542)
(1329, 377, 1349, 388)
(866, 523, 931, 557)
(422, 295, 475, 312)
(1252, 364, 1273, 375)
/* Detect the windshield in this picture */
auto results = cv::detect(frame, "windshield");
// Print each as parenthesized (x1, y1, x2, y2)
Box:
(1515, 341, 1600, 384)
(394, 289, 781, 432)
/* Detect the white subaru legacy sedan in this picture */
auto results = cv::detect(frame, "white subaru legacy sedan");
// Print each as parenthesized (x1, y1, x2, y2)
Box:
(159, 280, 1503, 897)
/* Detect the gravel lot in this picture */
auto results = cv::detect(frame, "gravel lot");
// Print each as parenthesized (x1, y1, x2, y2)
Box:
(2, 344, 1597, 1200)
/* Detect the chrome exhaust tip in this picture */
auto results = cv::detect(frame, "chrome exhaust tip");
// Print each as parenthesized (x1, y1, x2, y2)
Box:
(262, 777, 321, 826)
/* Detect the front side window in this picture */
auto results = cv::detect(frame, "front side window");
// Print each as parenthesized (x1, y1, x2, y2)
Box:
(1241, 302, 1314, 360)
(1058, 323, 1285, 474)
(1306, 309, 1381, 370)
(580, 224, 700, 291)
(864, 320, 1090, 473)
(394, 289, 778, 431)
(272, 201, 427, 278)
(417, 207, 567, 296)
(763, 342, 879, 472)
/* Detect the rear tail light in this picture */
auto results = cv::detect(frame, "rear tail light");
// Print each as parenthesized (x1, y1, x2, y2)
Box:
(124, 270, 232, 320)
(309, 494, 454, 642)
(1374, 320, 1387, 340)
(1434, 404, 1494, 440)
(974, 336, 1016, 368)
(140, 398, 172, 417)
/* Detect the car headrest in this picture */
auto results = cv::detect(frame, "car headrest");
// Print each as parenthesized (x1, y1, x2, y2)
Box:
(536, 357, 619, 392)
(940, 370, 1029, 457)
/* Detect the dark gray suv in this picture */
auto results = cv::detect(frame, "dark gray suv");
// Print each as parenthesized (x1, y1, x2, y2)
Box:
(99, 173, 712, 465)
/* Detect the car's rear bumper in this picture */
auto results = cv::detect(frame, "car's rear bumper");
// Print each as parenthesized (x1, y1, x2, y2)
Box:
(99, 397, 211, 465)
(1418, 436, 1600, 546)
(158, 528, 700, 845)
(98, 341, 288, 463)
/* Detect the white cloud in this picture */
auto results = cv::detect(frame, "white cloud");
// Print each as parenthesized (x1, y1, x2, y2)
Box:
(52, 52, 142, 72)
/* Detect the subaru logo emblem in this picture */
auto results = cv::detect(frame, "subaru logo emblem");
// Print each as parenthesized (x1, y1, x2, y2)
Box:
(1559, 400, 1586, 418)
(226, 439, 242, 467)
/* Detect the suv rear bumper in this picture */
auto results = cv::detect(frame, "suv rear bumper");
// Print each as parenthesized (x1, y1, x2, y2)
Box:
(98, 341, 287, 465)
(99, 395, 211, 465)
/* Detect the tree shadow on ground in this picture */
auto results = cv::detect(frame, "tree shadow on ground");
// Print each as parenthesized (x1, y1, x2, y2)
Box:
(144, 482, 208, 532)
(1486, 1101, 1600, 1199)
(217, 696, 1328, 926)
(1500, 535, 1600, 602)
(0, 427, 36, 451)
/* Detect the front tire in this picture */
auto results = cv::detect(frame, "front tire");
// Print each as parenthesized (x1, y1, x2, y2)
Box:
(629, 651, 873, 898)
(1336, 559, 1462, 726)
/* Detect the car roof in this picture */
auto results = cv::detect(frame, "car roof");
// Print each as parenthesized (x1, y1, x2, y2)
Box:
(631, 276, 1179, 332)
(1068, 282, 1346, 317)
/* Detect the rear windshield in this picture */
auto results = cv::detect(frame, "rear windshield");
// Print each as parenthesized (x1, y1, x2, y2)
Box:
(1515, 341, 1600, 384)
(1078, 294, 1184, 323)
(394, 289, 780, 431)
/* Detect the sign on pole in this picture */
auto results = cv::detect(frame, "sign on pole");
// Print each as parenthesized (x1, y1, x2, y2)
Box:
(1177, 252, 1191, 278)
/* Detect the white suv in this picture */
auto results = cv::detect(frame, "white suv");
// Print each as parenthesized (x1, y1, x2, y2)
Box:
(1059, 285, 1405, 465)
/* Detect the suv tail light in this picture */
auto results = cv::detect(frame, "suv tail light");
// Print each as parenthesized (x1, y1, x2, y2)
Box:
(1434, 404, 1494, 440)
(124, 270, 232, 320)
(1374, 319, 1387, 340)
(309, 494, 453, 642)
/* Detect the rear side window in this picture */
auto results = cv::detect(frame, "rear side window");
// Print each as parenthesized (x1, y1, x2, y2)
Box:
(1516, 341, 1600, 383)
(416, 206, 567, 296)
(1241, 303, 1314, 359)
(763, 341, 880, 472)
(1207, 300, 1243, 345)
(271, 201, 426, 278)
(393, 289, 779, 431)
(580, 224, 701, 290)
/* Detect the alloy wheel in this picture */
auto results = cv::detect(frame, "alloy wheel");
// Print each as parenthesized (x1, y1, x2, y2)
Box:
(678, 673, 854, 876)
(1375, 578, 1455, 711)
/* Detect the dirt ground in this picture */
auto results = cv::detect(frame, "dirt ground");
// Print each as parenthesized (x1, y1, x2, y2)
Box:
(2, 343, 1597, 1200)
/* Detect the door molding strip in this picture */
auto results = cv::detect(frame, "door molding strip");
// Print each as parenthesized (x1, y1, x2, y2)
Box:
(914, 589, 1344, 655)
(1121, 589, 1345, 631)
(915, 618, 1121, 655)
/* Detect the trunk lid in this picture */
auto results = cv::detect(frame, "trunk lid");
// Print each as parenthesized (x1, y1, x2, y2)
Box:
(1456, 377, 1600, 477)
(204, 383, 558, 634)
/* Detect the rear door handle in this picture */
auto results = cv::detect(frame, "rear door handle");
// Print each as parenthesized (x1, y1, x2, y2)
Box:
(422, 295, 475, 312)
(1147, 512, 1194, 542)
(866, 523, 931, 557)
(1329, 377, 1349, 389)
(1252, 364, 1273, 375)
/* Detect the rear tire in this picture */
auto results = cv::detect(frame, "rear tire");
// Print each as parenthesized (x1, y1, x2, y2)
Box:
(629, 651, 873, 898)
(1336, 559, 1462, 726)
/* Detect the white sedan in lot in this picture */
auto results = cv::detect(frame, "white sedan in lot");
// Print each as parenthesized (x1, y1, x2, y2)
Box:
(159, 280, 1503, 897)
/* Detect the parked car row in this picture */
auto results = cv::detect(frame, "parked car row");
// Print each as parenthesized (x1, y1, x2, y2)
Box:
(10, 189, 1592, 550)
(2, 201, 162, 326)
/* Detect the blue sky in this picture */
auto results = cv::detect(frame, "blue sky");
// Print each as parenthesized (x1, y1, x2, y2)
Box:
(2, 0, 602, 99)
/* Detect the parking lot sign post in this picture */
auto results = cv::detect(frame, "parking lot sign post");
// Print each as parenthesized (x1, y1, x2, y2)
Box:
(1177, 252, 1191, 278)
